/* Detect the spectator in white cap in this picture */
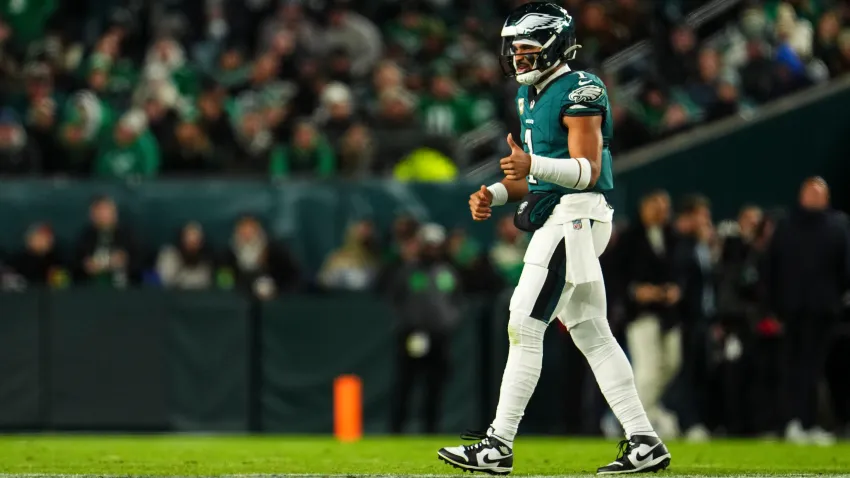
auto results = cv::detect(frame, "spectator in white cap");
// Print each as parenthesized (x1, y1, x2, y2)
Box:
(316, 81, 356, 150)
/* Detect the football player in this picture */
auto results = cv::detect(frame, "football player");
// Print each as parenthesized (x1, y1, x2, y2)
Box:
(437, 2, 671, 475)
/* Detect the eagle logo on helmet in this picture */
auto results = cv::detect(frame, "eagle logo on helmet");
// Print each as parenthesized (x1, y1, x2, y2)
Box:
(513, 13, 564, 34)
(568, 85, 604, 103)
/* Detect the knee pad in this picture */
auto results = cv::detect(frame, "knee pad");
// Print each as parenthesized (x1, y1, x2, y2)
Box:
(506, 312, 548, 351)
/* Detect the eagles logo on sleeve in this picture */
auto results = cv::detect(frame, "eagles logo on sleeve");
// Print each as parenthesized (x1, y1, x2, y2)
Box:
(568, 84, 604, 103)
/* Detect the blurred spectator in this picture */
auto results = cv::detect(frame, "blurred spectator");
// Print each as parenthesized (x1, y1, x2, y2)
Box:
(383, 214, 420, 265)
(315, 82, 357, 153)
(814, 11, 842, 76)
(775, 2, 814, 61)
(739, 39, 777, 104)
(0, 107, 40, 174)
(155, 221, 214, 289)
(0, 0, 57, 54)
(767, 177, 848, 445)
(318, 220, 380, 291)
(720, 205, 763, 266)
(615, 189, 681, 438)
(704, 81, 741, 122)
(371, 87, 425, 173)
(665, 25, 700, 86)
(387, 223, 460, 434)
(634, 82, 687, 136)
(363, 60, 405, 118)
(714, 205, 770, 436)
(610, 0, 650, 46)
(6, 223, 65, 287)
(336, 122, 375, 177)
(57, 91, 114, 175)
(166, 121, 220, 174)
(447, 228, 501, 295)
(419, 68, 473, 136)
(465, 54, 502, 127)
(214, 46, 251, 90)
(384, 2, 446, 63)
(222, 215, 300, 299)
(687, 48, 732, 111)
(94, 109, 160, 178)
(142, 37, 198, 100)
(195, 83, 237, 157)
(323, 0, 383, 80)
(228, 107, 282, 175)
(577, 1, 627, 66)
(671, 194, 715, 441)
(270, 120, 335, 179)
(489, 215, 526, 287)
(259, 2, 323, 59)
(16, 63, 63, 173)
(141, 82, 181, 166)
(73, 196, 141, 287)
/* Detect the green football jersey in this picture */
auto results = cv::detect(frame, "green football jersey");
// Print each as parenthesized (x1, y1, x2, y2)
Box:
(516, 70, 614, 195)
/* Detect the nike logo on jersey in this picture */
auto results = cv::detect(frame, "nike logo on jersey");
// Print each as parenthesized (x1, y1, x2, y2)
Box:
(578, 79, 593, 85)
(634, 443, 661, 462)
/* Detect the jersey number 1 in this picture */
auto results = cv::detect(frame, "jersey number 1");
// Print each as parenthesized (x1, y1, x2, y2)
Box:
(524, 128, 538, 185)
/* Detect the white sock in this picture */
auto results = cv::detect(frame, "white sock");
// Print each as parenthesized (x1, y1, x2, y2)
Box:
(490, 312, 548, 445)
(570, 316, 657, 439)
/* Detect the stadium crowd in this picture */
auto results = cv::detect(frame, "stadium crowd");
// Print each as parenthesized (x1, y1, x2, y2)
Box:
(1, 0, 850, 178)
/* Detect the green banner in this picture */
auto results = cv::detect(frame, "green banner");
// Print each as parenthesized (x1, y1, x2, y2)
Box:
(0, 292, 42, 427)
(167, 291, 251, 432)
(260, 294, 485, 434)
(46, 289, 171, 429)
(41, 289, 250, 431)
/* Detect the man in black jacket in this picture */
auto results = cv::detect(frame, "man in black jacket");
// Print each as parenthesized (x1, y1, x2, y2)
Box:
(616, 189, 681, 437)
(73, 196, 141, 287)
(768, 177, 849, 445)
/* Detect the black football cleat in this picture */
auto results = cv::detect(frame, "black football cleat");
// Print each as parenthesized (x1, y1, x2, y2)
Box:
(438, 428, 513, 475)
(597, 434, 671, 475)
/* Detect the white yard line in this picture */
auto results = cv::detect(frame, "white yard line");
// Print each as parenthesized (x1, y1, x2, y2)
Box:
(1, 474, 849, 478)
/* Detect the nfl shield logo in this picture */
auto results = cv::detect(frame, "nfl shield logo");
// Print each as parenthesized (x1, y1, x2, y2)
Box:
(518, 98, 525, 115)
(572, 219, 583, 230)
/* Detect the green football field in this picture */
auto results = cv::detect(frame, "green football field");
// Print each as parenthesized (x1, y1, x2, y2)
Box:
(0, 435, 848, 477)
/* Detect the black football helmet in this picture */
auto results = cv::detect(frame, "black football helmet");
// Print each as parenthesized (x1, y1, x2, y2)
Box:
(499, 2, 580, 85)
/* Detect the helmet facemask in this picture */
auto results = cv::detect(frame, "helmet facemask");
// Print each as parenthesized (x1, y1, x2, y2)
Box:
(498, 4, 581, 86)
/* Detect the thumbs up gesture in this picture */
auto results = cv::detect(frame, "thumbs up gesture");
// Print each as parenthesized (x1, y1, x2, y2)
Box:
(500, 133, 532, 181)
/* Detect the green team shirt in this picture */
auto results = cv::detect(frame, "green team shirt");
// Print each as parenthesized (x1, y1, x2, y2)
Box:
(516, 70, 614, 196)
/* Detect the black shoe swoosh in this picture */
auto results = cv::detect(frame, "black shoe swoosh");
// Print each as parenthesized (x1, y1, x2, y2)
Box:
(635, 444, 661, 462)
(482, 454, 508, 464)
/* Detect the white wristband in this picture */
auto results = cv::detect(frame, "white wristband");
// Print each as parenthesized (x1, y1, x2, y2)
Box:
(486, 182, 508, 207)
(530, 154, 592, 190)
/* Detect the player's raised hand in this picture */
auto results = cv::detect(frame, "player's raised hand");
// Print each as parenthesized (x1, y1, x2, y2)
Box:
(500, 133, 531, 180)
(469, 185, 493, 221)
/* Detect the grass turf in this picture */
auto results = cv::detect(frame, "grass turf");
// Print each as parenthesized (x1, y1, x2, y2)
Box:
(0, 435, 848, 476)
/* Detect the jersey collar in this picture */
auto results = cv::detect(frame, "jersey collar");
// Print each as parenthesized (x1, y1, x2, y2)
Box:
(534, 63, 572, 94)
